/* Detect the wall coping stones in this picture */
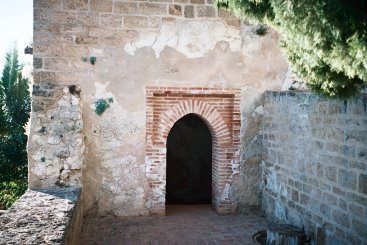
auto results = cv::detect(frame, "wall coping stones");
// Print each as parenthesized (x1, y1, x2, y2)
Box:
(0, 187, 82, 245)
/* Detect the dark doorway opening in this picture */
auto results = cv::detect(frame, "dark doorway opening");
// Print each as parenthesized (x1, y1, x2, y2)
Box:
(166, 114, 212, 204)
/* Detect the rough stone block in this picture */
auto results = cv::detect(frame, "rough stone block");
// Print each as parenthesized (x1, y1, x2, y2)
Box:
(345, 129, 367, 144)
(358, 173, 367, 195)
(356, 146, 367, 160)
(75, 37, 99, 45)
(341, 145, 355, 157)
(184, 5, 194, 18)
(101, 14, 123, 28)
(123, 16, 148, 28)
(332, 210, 350, 228)
(300, 193, 310, 205)
(76, 12, 100, 26)
(316, 162, 323, 177)
(90, 0, 113, 12)
(225, 18, 241, 28)
(292, 190, 299, 202)
(332, 186, 345, 197)
(346, 192, 367, 207)
(34, 9, 76, 25)
(34, 0, 62, 9)
(323, 192, 337, 206)
(149, 0, 172, 2)
(325, 166, 337, 182)
(33, 71, 56, 83)
(169, 4, 182, 16)
(113, 29, 138, 40)
(89, 27, 113, 38)
(319, 203, 331, 219)
(338, 198, 347, 209)
(300, 181, 310, 192)
(196, 6, 215, 18)
(44, 58, 69, 71)
(351, 219, 367, 241)
(59, 25, 87, 37)
(190, 0, 205, 3)
(114, 2, 138, 14)
(148, 17, 161, 28)
(34, 57, 43, 69)
(64, 0, 88, 10)
(162, 17, 176, 23)
(338, 169, 357, 190)
(348, 203, 364, 217)
(138, 3, 167, 15)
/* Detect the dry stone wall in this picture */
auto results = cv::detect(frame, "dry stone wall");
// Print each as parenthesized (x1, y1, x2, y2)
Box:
(262, 91, 367, 245)
(33, 0, 289, 216)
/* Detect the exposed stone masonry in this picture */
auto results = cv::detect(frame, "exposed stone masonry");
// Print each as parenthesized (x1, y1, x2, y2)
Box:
(262, 91, 367, 244)
(28, 84, 84, 188)
(0, 188, 82, 245)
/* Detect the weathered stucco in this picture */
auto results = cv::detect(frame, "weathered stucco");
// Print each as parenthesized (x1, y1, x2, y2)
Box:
(31, 0, 289, 216)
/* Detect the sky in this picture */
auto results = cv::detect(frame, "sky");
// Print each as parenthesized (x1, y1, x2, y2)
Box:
(0, 0, 33, 72)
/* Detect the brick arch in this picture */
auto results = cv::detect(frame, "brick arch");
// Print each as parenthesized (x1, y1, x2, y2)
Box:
(145, 87, 241, 216)
(156, 99, 232, 146)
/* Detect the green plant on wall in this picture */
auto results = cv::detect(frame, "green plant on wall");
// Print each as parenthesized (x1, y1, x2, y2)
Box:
(94, 97, 113, 116)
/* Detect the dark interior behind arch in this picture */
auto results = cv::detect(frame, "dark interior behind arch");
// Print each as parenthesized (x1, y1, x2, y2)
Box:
(166, 114, 212, 204)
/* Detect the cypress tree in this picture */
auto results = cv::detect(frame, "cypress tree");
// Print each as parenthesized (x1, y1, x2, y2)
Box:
(0, 47, 30, 208)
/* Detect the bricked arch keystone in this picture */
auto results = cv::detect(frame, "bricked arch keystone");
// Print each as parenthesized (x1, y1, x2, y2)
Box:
(146, 87, 241, 215)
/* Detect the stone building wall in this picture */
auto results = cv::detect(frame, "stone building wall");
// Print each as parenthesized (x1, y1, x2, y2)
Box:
(31, 0, 289, 216)
(28, 84, 84, 188)
(262, 91, 367, 244)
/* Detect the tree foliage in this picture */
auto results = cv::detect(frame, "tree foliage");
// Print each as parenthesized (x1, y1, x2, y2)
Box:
(217, 0, 367, 98)
(0, 47, 30, 209)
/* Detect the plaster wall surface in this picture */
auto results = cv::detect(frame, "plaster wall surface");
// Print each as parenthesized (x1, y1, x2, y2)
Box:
(31, 0, 289, 216)
(262, 91, 367, 245)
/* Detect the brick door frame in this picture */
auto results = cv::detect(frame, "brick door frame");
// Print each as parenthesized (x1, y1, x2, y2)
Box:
(146, 86, 241, 215)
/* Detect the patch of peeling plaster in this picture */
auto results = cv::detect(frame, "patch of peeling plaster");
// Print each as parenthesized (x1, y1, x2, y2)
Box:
(124, 20, 242, 59)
